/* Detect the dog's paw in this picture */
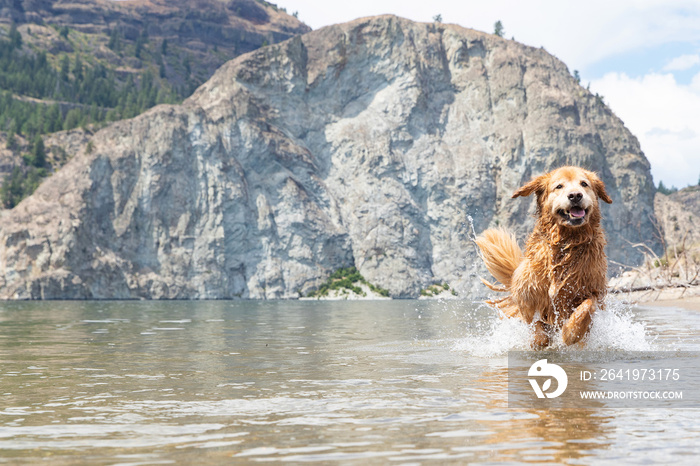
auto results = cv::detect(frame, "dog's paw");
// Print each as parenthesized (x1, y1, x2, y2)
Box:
(532, 321, 550, 349)
(562, 303, 593, 345)
(532, 332, 550, 349)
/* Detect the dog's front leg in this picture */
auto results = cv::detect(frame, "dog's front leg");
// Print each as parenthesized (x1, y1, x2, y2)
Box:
(562, 297, 596, 345)
(532, 320, 550, 349)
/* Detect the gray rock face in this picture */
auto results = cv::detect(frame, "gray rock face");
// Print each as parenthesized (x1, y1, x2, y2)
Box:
(0, 16, 660, 299)
(654, 187, 700, 249)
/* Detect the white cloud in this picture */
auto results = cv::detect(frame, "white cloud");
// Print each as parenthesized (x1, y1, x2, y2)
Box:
(691, 70, 700, 91)
(663, 54, 700, 71)
(591, 72, 700, 188)
(276, 0, 700, 187)
(277, 0, 700, 72)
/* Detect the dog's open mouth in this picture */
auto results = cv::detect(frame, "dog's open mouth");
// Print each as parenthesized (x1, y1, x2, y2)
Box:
(569, 206, 586, 218)
(558, 206, 587, 224)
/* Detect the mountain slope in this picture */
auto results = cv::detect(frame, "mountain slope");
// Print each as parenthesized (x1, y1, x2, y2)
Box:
(2, 0, 308, 86)
(0, 16, 660, 299)
(0, 0, 309, 206)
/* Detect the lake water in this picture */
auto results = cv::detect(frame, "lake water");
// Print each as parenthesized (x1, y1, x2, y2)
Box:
(1, 299, 699, 464)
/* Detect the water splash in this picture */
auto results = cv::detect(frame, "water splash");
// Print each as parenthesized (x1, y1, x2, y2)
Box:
(452, 306, 533, 357)
(584, 297, 655, 351)
(454, 297, 655, 357)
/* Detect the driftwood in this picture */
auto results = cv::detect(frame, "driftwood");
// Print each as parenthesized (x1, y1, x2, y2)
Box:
(608, 219, 699, 301)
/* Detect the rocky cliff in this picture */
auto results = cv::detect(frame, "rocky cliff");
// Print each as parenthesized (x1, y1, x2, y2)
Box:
(0, 16, 661, 299)
(0, 0, 310, 196)
(655, 186, 700, 249)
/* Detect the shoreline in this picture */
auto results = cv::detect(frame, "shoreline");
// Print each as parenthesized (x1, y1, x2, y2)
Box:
(1, 285, 698, 309)
(610, 284, 700, 311)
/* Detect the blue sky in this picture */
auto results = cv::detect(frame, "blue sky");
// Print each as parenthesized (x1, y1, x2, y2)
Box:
(277, 0, 700, 188)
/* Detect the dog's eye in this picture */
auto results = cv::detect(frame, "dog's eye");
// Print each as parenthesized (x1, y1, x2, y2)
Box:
(555, 184, 563, 190)
(581, 181, 589, 187)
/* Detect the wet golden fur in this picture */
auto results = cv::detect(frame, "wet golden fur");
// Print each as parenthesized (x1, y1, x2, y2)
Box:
(475, 167, 613, 347)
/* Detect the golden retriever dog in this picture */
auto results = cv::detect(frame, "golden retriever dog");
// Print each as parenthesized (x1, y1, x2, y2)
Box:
(475, 166, 612, 348)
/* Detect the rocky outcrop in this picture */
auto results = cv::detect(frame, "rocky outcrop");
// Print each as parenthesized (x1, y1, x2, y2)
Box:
(654, 186, 700, 249)
(609, 187, 699, 296)
(0, 16, 661, 299)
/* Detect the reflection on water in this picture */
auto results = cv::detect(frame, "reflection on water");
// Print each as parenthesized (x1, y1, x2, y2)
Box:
(0, 299, 698, 464)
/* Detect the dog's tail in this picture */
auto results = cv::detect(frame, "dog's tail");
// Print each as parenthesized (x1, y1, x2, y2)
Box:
(474, 228, 523, 291)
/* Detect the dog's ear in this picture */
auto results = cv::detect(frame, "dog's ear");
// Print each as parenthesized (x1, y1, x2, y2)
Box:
(590, 172, 613, 204)
(512, 174, 546, 199)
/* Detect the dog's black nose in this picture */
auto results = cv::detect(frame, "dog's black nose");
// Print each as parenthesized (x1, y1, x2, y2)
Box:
(568, 192, 583, 202)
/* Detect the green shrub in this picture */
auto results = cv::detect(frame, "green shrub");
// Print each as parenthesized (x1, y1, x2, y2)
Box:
(420, 283, 453, 297)
(306, 267, 389, 298)
(1, 166, 47, 208)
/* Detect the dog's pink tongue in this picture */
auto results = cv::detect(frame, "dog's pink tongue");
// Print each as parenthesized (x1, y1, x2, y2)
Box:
(570, 207, 586, 218)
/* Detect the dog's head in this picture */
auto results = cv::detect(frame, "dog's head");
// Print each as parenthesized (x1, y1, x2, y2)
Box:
(512, 166, 612, 228)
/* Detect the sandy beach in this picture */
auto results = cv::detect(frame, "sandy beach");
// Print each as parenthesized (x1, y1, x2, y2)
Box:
(612, 285, 700, 311)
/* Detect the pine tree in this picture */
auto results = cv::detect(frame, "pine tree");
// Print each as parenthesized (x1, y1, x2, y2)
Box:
(135, 36, 145, 59)
(6, 131, 16, 150)
(108, 28, 121, 51)
(657, 180, 678, 195)
(1, 167, 24, 208)
(9, 23, 22, 49)
(60, 55, 70, 82)
(73, 54, 83, 81)
(494, 20, 504, 37)
(30, 135, 47, 168)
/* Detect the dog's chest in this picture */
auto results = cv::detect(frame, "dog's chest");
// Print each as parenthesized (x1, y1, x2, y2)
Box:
(547, 243, 604, 310)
